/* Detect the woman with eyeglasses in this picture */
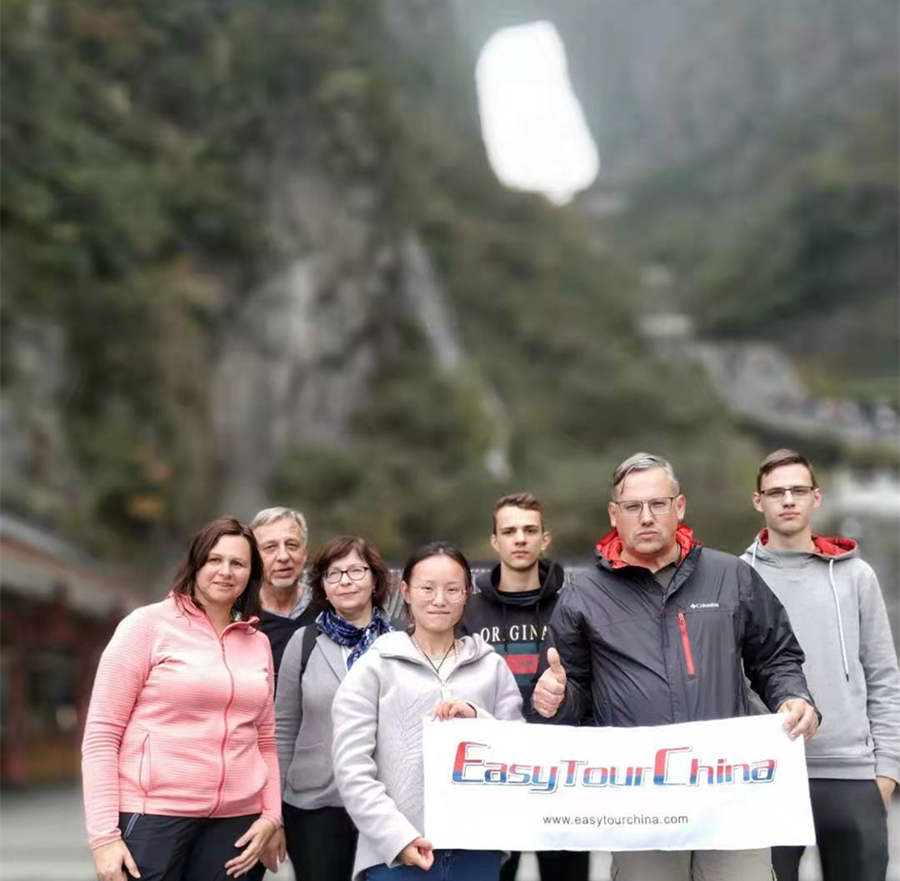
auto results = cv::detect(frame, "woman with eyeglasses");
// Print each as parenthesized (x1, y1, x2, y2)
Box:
(332, 541, 523, 881)
(271, 536, 393, 881)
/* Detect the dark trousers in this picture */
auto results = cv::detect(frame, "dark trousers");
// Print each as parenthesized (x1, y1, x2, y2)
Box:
(500, 849, 590, 881)
(120, 812, 258, 881)
(283, 801, 357, 881)
(772, 778, 888, 881)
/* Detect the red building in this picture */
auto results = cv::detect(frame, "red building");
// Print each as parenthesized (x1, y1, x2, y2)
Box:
(0, 513, 140, 785)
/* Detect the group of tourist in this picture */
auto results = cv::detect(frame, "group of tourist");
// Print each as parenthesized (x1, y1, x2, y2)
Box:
(82, 449, 899, 881)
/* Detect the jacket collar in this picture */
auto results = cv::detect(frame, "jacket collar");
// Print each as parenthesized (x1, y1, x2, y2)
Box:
(168, 592, 260, 631)
(595, 523, 701, 570)
(372, 630, 492, 668)
(316, 632, 350, 681)
(474, 558, 565, 606)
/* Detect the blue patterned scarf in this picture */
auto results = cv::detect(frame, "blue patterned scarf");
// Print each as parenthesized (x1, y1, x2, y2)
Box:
(316, 606, 392, 668)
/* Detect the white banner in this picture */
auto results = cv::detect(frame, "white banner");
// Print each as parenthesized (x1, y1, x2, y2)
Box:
(423, 714, 815, 851)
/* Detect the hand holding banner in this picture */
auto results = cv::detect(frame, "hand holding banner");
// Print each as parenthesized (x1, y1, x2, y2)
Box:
(424, 714, 815, 852)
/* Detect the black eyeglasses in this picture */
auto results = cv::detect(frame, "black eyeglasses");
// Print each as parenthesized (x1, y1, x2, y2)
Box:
(324, 565, 370, 584)
(758, 486, 815, 501)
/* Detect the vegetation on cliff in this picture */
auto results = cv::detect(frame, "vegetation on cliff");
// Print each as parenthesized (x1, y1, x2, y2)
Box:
(3, 0, 895, 572)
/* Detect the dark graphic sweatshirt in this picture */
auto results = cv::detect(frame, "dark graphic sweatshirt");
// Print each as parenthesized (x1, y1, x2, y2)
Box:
(460, 559, 566, 721)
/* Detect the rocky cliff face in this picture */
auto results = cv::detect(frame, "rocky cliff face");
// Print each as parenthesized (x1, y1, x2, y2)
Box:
(212, 169, 385, 516)
(212, 165, 509, 517)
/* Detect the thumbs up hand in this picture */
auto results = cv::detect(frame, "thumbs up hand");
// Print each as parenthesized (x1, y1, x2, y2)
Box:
(533, 647, 567, 718)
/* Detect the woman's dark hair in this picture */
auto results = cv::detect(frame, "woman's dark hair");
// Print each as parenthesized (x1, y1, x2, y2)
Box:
(309, 536, 392, 612)
(401, 541, 473, 594)
(170, 516, 263, 620)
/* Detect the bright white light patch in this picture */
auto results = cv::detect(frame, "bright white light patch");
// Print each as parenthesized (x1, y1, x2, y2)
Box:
(475, 21, 599, 205)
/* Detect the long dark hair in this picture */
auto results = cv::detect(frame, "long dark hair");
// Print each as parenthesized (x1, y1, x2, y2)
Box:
(170, 516, 263, 620)
(308, 535, 392, 612)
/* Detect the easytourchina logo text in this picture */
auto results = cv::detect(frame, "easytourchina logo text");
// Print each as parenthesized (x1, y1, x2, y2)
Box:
(451, 741, 777, 794)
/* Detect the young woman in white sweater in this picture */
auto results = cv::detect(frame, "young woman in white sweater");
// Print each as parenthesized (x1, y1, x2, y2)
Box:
(332, 542, 523, 881)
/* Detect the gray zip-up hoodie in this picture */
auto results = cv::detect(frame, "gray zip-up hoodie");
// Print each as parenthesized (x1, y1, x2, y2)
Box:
(332, 631, 523, 881)
(744, 532, 900, 782)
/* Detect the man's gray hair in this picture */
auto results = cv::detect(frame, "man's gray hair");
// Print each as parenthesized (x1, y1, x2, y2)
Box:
(611, 453, 680, 497)
(250, 507, 308, 544)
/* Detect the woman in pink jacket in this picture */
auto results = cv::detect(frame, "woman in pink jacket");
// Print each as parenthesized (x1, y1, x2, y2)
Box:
(82, 517, 281, 881)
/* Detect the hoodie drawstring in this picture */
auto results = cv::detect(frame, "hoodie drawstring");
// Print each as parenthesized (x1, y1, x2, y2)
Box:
(749, 539, 849, 682)
(827, 557, 850, 682)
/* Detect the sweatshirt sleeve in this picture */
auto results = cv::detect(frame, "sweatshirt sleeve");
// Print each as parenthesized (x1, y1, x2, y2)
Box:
(857, 563, 900, 782)
(739, 562, 816, 713)
(274, 628, 306, 793)
(256, 641, 282, 826)
(81, 607, 155, 849)
(332, 655, 420, 867)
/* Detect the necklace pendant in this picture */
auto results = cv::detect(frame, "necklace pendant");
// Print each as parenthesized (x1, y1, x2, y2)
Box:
(412, 635, 455, 679)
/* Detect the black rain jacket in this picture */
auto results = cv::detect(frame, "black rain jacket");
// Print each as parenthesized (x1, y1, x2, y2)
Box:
(548, 524, 814, 727)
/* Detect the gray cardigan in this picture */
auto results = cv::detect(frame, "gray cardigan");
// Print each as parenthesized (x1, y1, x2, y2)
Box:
(332, 631, 523, 880)
(275, 625, 348, 809)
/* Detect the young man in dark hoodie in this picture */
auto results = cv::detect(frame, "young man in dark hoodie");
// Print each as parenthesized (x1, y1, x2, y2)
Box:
(460, 492, 589, 881)
(745, 449, 900, 881)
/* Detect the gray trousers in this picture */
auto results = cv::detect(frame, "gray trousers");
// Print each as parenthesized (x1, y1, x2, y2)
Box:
(612, 848, 774, 881)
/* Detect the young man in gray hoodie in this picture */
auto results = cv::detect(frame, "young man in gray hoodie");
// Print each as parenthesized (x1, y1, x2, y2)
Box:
(745, 448, 900, 881)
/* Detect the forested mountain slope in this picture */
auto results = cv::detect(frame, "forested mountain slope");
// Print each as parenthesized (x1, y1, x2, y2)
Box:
(3, 0, 895, 574)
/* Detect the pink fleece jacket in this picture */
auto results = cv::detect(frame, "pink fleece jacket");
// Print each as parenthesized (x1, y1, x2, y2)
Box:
(82, 595, 281, 849)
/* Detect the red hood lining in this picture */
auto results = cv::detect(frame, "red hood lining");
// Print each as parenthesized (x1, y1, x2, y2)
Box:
(757, 529, 856, 558)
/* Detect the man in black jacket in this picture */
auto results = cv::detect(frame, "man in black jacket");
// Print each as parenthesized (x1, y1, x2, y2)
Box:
(460, 492, 589, 881)
(533, 453, 819, 881)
